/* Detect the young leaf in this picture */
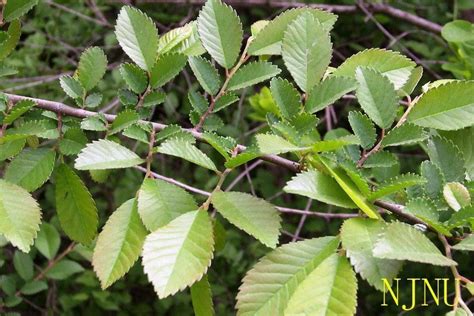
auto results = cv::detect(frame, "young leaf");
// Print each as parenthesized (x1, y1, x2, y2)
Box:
(227, 61, 280, 91)
(34, 223, 60, 260)
(92, 198, 148, 289)
(212, 191, 281, 248)
(197, 0, 243, 69)
(355, 67, 398, 129)
(4, 148, 56, 192)
(0, 179, 42, 252)
(150, 53, 188, 88)
(248, 8, 337, 56)
(333, 48, 415, 90)
(236, 237, 339, 316)
(0, 20, 21, 61)
(381, 123, 427, 147)
(59, 75, 84, 100)
(452, 235, 474, 251)
(75, 139, 144, 170)
(137, 178, 198, 231)
(282, 12, 332, 92)
(156, 138, 217, 171)
(348, 111, 377, 149)
(270, 78, 301, 119)
(255, 133, 304, 155)
(284, 170, 356, 209)
(373, 222, 457, 266)
(443, 182, 471, 211)
(305, 76, 357, 113)
(188, 56, 221, 95)
(55, 164, 98, 244)
(115, 6, 158, 71)
(158, 21, 204, 56)
(119, 63, 148, 94)
(142, 210, 214, 298)
(426, 136, 465, 182)
(341, 218, 403, 291)
(109, 109, 140, 135)
(407, 81, 474, 130)
(284, 255, 357, 316)
(3, 0, 39, 22)
(368, 173, 427, 201)
(77, 47, 107, 91)
(190, 275, 215, 316)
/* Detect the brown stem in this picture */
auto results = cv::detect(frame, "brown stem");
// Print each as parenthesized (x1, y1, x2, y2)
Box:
(34, 242, 76, 282)
(357, 128, 385, 167)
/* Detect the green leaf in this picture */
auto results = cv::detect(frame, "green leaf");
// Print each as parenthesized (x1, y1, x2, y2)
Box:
(45, 260, 84, 280)
(333, 48, 416, 90)
(84, 93, 102, 108)
(0, 20, 21, 61)
(5, 148, 56, 192)
(348, 111, 377, 149)
(341, 218, 402, 291)
(224, 149, 261, 169)
(137, 178, 198, 231)
(443, 182, 471, 211)
(255, 133, 304, 155)
(227, 61, 280, 91)
(305, 76, 357, 113)
(81, 115, 107, 131)
(355, 67, 398, 129)
(13, 251, 34, 280)
(109, 109, 140, 135)
(407, 81, 474, 130)
(402, 198, 451, 236)
(1, 120, 49, 144)
(0, 139, 25, 161)
(75, 139, 144, 170)
(119, 63, 148, 94)
(420, 161, 444, 199)
(158, 22, 204, 56)
(426, 136, 465, 182)
(448, 205, 474, 228)
(236, 237, 339, 316)
(452, 235, 474, 251)
(20, 280, 47, 295)
(284, 170, 356, 208)
(399, 66, 423, 96)
(188, 91, 208, 114)
(442, 20, 474, 43)
(363, 150, 398, 168)
(59, 75, 84, 100)
(55, 164, 98, 244)
(197, 0, 243, 68)
(77, 47, 107, 91)
(373, 222, 456, 266)
(150, 53, 187, 88)
(440, 127, 474, 180)
(92, 198, 148, 289)
(115, 6, 157, 71)
(3, 0, 38, 22)
(143, 91, 166, 108)
(382, 123, 427, 147)
(188, 56, 221, 95)
(0, 179, 42, 252)
(59, 127, 88, 156)
(201, 132, 236, 159)
(213, 92, 238, 113)
(142, 210, 214, 298)
(248, 8, 337, 56)
(191, 275, 215, 316)
(3, 99, 35, 125)
(282, 12, 332, 92)
(211, 191, 281, 248)
(368, 173, 427, 201)
(156, 138, 217, 171)
(270, 77, 301, 119)
(34, 223, 60, 260)
(340, 161, 371, 196)
(284, 254, 357, 316)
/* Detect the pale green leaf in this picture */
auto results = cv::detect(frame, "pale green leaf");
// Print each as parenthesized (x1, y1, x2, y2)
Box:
(191, 275, 215, 316)
(59, 75, 84, 100)
(448, 205, 474, 228)
(81, 115, 107, 131)
(156, 138, 217, 171)
(3, 0, 39, 22)
(348, 111, 377, 149)
(284, 254, 357, 316)
(355, 67, 398, 129)
(402, 198, 451, 236)
(442, 20, 474, 43)
(211, 191, 281, 248)
(443, 182, 471, 211)
(77, 47, 107, 91)
(5, 148, 56, 192)
(142, 210, 214, 298)
(284, 169, 356, 208)
(426, 136, 465, 182)
(255, 133, 304, 155)
(0, 179, 42, 252)
(3, 99, 35, 124)
(34, 223, 60, 260)
(368, 173, 427, 201)
(197, 0, 243, 68)
(115, 6, 158, 71)
(363, 151, 398, 168)
(0, 139, 26, 161)
(150, 53, 187, 88)
(381, 123, 427, 147)
(399, 66, 423, 96)
(109, 109, 140, 135)
(452, 235, 474, 251)
(158, 22, 204, 56)
(440, 127, 474, 180)
(333, 48, 415, 90)
(201, 132, 236, 159)
(305, 76, 357, 113)
(75, 139, 144, 170)
(0, 20, 21, 61)
(282, 12, 332, 92)
(236, 237, 339, 316)
(227, 61, 280, 91)
(188, 56, 221, 95)
(55, 164, 98, 244)
(373, 222, 456, 266)
(420, 161, 444, 199)
(270, 77, 301, 119)
(84, 93, 102, 108)
(119, 63, 148, 94)
(341, 218, 402, 291)
(137, 178, 198, 231)
(408, 81, 474, 130)
(92, 198, 148, 289)
(59, 127, 88, 156)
